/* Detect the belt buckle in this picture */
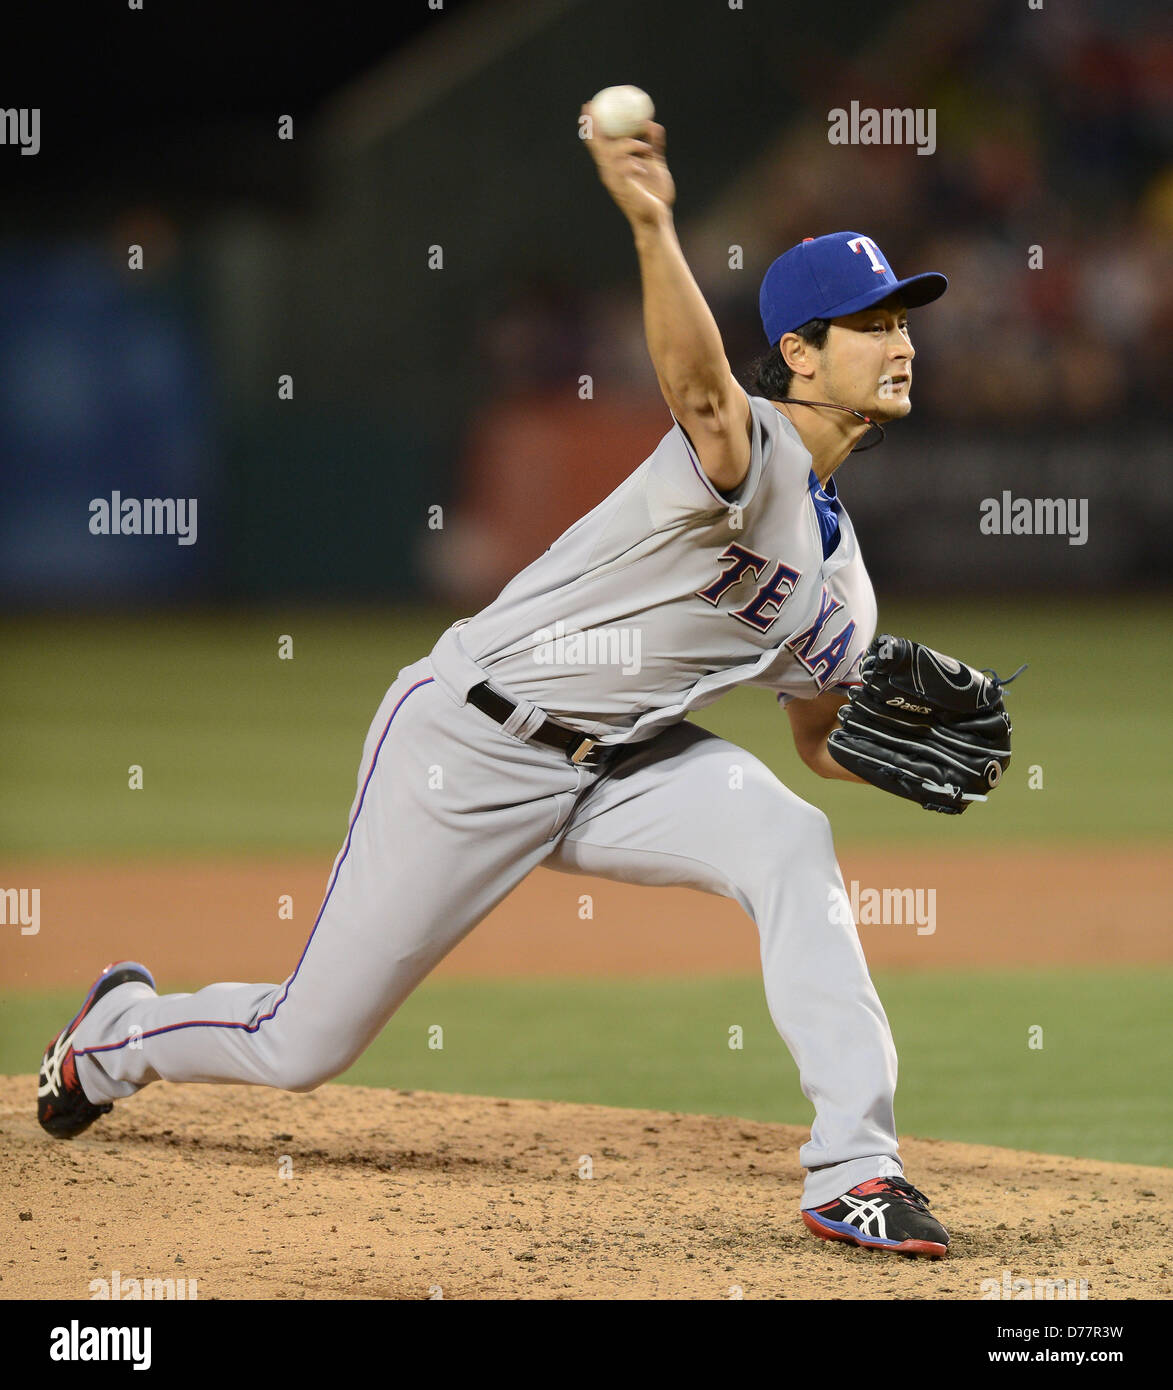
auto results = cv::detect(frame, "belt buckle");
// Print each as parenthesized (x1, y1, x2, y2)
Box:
(569, 736, 598, 765)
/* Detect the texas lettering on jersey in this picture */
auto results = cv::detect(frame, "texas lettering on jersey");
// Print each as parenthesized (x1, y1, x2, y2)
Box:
(695, 542, 801, 632)
(696, 545, 857, 688)
(785, 584, 857, 687)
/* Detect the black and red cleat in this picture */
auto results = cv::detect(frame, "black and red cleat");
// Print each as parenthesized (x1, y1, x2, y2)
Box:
(37, 961, 155, 1140)
(801, 1175, 949, 1258)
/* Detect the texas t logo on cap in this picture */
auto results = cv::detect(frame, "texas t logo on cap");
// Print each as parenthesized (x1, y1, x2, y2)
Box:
(759, 231, 948, 345)
(847, 235, 888, 274)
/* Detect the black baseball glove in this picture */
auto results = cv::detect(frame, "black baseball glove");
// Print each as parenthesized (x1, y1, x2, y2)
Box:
(827, 634, 1024, 814)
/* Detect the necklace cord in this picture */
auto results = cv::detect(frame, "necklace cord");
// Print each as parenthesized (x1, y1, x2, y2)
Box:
(774, 397, 886, 452)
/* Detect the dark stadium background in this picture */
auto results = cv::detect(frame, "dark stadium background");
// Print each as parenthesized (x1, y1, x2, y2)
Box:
(2, 0, 1168, 605)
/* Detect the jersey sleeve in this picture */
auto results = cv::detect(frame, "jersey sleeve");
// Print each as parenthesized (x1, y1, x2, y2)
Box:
(643, 388, 769, 526)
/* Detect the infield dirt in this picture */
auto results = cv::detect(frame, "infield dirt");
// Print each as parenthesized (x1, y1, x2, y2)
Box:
(1, 845, 1169, 992)
(3, 1079, 1170, 1300)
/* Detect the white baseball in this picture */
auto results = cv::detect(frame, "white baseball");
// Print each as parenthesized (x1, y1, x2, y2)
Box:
(589, 85, 655, 138)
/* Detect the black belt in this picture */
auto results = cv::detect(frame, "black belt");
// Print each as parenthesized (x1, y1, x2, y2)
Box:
(466, 681, 603, 765)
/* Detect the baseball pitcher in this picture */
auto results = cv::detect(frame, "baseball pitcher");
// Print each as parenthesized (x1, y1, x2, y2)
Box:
(38, 102, 1021, 1260)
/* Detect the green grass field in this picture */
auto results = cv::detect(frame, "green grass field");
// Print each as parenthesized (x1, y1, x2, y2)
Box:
(2, 598, 1171, 853)
(2, 970, 1169, 1167)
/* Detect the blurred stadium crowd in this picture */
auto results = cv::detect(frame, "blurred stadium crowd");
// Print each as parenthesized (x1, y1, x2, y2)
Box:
(2, 0, 1167, 607)
(479, 2, 1171, 426)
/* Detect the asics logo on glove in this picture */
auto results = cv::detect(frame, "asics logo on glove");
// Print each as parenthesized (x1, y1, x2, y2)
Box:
(828, 632, 1024, 814)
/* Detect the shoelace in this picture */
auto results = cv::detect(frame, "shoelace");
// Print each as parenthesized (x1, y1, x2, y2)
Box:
(870, 1176, 932, 1209)
(37, 1028, 75, 1099)
(983, 663, 1028, 690)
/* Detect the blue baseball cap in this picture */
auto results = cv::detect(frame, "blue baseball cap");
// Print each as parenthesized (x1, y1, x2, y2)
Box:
(759, 231, 947, 345)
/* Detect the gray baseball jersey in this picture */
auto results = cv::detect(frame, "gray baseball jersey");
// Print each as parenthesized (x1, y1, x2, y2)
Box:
(70, 388, 906, 1212)
(456, 392, 876, 740)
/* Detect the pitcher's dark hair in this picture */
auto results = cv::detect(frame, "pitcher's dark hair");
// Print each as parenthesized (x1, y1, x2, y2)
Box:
(741, 318, 831, 399)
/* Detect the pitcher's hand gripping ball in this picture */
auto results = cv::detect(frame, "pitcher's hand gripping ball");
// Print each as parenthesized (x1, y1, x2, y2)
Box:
(828, 635, 1024, 814)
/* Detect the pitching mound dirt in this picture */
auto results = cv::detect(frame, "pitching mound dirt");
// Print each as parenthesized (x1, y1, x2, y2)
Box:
(3, 1078, 1169, 1300)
